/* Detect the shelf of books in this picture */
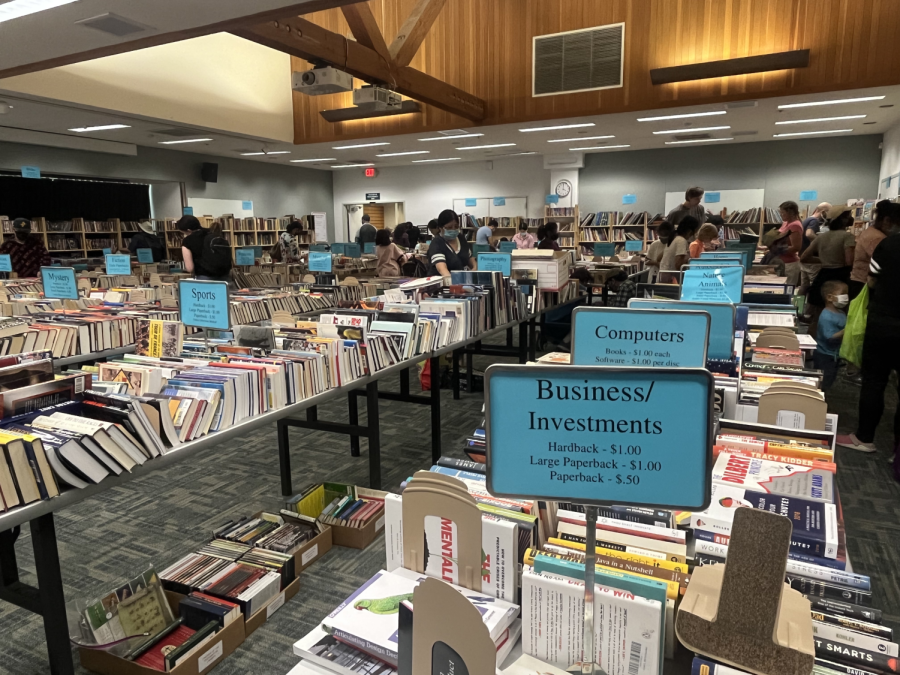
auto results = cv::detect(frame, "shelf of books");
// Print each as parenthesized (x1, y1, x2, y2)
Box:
(165, 214, 317, 263)
(0, 217, 163, 259)
(544, 205, 579, 249)
(579, 211, 652, 255)
(721, 207, 783, 242)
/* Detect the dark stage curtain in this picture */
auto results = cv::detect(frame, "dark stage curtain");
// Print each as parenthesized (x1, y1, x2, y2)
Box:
(0, 176, 151, 221)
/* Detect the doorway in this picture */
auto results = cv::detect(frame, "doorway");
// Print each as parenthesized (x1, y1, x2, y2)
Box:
(344, 202, 406, 242)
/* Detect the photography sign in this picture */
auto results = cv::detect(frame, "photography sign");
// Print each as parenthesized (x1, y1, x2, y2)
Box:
(485, 365, 713, 510)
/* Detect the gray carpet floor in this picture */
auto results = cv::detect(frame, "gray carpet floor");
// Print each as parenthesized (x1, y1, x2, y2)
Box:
(0, 345, 897, 675)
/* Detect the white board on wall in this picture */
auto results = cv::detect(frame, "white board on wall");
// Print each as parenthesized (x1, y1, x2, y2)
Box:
(452, 197, 527, 218)
(664, 189, 765, 217)
(187, 197, 254, 218)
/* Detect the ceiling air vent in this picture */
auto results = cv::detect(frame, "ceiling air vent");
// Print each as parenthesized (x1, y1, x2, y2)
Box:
(76, 13, 152, 37)
(533, 23, 624, 97)
(673, 133, 712, 141)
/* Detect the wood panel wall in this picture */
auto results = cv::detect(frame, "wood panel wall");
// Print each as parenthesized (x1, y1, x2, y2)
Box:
(292, 0, 900, 144)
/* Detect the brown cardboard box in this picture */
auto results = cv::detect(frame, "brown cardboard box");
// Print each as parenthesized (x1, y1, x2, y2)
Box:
(244, 576, 301, 636)
(329, 488, 387, 549)
(252, 511, 333, 574)
(80, 591, 245, 675)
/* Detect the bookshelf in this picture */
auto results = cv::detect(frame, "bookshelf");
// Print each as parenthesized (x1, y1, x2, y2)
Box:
(0, 217, 167, 260)
(579, 211, 651, 256)
(544, 205, 580, 249)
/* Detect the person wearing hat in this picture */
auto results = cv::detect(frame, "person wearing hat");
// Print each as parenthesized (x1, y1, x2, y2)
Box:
(800, 205, 855, 338)
(607, 268, 636, 307)
(0, 218, 50, 278)
(128, 220, 166, 262)
(426, 209, 477, 277)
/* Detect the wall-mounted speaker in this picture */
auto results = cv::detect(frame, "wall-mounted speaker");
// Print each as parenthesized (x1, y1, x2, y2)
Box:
(201, 162, 218, 183)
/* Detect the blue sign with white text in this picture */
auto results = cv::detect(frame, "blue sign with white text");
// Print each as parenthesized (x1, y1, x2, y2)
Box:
(493, 197, 506, 207)
(628, 299, 736, 361)
(705, 192, 721, 203)
(622, 194, 637, 205)
(681, 266, 744, 304)
(310, 244, 329, 252)
(485, 366, 713, 510)
(179, 280, 230, 330)
(331, 243, 346, 256)
(624, 240, 643, 252)
(183, 206, 194, 216)
(345, 243, 361, 258)
(21, 166, 40, 179)
(800, 190, 818, 201)
(102, 248, 112, 256)
(465, 198, 477, 207)
(236, 248, 256, 266)
(136, 248, 154, 264)
(571, 307, 710, 367)
(41, 267, 78, 300)
(364, 242, 376, 254)
(545, 194, 559, 205)
(105, 254, 132, 275)
(499, 241, 517, 252)
(473, 244, 491, 255)
(478, 253, 512, 276)
(594, 242, 616, 257)
(308, 251, 332, 272)
(242, 200, 253, 211)
(0, 255, 10, 273)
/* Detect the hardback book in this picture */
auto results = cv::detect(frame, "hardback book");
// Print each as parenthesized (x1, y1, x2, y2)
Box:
(294, 626, 398, 675)
(712, 451, 834, 503)
(691, 657, 752, 674)
(0, 372, 88, 419)
(179, 592, 241, 630)
(812, 621, 898, 657)
(164, 620, 219, 670)
(813, 636, 899, 673)
(134, 624, 197, 670)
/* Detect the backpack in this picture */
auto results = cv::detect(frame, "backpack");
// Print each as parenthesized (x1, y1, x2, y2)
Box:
(146, 234, 166, 262)
(401, 256, 428, 278)
(199, 230, 233, 277)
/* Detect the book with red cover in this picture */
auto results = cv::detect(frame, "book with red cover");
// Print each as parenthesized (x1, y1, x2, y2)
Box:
(134, 624, 196, 671)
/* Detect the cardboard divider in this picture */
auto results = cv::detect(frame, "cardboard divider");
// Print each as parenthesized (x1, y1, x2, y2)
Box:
(80, 591, 245, 675)
(757, 389, 828, 430)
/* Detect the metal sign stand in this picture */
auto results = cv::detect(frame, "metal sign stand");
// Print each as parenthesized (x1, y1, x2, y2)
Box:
(568, 504, 605, 675)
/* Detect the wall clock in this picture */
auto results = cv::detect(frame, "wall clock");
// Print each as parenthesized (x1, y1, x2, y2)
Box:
(555, 179, 572, 198)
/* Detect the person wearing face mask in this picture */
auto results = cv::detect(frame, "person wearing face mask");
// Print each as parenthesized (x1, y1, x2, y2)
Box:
(513, 221, 537, 249)
(427, 209, 477, 277)
(644, 220, 673, 283)
(812, 280, 848, 389)
(537, 222, 561, 250)
(0, 218, 51, 278)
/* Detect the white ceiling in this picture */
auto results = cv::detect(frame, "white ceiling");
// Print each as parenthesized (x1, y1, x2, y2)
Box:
(0, 0, 323, 73)
(0, 84, 898, 174)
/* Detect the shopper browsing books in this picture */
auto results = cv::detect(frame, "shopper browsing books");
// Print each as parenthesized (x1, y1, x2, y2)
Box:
(801, 205, 855, 338)
(277, 220, 304, 264)
(404, 222, 420, 248)
(689, 223, 720, 258)
(814, 280, 848, 389)
(375, 228, 408, 277)
(427, 210, 477, 276)
(666, 186, 707, 225)
(645, 221, 673, 283)
(776, 200, 804, 286)
(849, 201, 898, 300)
(537, 221, 561, 250)
(128, 221, 166, 262)
(178, 215, 232, 283)
(391, 222, 410, 248)
(356, 214, 377, 245)
(659, 216, 698, 273)
(0, 218, 50, 278)
(476, 219, 497, 248)
(800, 202, 832, 297)
(607, 268, 637, 307)
(513, 221, 537, 249)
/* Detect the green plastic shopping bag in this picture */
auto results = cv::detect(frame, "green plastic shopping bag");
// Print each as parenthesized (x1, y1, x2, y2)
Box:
(839, 285, 868, 366)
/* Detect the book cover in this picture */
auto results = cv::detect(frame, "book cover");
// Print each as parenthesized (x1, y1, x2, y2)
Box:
(712, 452, 834, 503)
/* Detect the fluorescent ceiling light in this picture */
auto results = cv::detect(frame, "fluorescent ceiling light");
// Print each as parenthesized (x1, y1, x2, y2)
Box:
(412, 157, 462, 163)
(418, 133, 483, 141)
(69, 124, 130, 133)
(0, 0, 78, 23)
(773, 129, 853, 137)
(665, 137, 734, 145)
(778, 96, 885, 109)
(570, 145, 631, 151)
(547, 135, 615, 143)
(456, 143, 516, 150)
(331, 163, 375, 168)
(159, 138, 213, 145)
(240, 151, 291, 156)
(332, 142, 390, 149)
(652, 126, 731, 134)
(506, 152, 537, 156)
(376, 151, 430, 157)
(290, 158, 336, 163)
(637, 111, 726, 122)
(520, 123, 595, 132)
(775, 115, 866, 125)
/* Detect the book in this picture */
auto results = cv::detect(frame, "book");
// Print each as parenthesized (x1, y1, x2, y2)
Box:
(692, 657, 752, 674)
(294, 627, 398, 675)
(813, 621, 898, 657)
(812, 611, 893, 640)
(134, 624, 197, 670)
(712, 451, 834, 503)
(789, 576, 872, 606)
(814, 636, 899, 673)
(164, 620, 219, 670)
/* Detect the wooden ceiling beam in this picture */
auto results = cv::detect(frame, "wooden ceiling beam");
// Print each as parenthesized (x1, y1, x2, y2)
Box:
(388, 0, 448, 68)
(234, 16, 485, 120)
(341, 3, 391, 64)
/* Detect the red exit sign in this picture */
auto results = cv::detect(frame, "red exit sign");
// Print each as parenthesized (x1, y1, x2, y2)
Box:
(364, 167, 378, 178)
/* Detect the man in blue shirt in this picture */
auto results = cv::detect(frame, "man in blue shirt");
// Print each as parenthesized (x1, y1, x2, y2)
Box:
(476, 219, 497, 248)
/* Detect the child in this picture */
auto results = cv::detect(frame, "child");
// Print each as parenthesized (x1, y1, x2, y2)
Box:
(689, 224, 720, 258)
(814, 280, 848, 389)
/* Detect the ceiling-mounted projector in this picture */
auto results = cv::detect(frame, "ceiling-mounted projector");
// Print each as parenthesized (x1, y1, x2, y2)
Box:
(353, 86, 402, 111)
(292, 67, 353, 95)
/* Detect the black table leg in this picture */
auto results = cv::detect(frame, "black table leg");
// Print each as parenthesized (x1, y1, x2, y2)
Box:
(0, 526, 19, 588)
(277, 419, 292, 496)
(519, 320, 528, 363)
(31, 514, 74, 675)
(400, 368, 410, 397)
(506, 327, 513, 347)
(466, 345, 475, 394)
(452, 348, 461, 400)
(348, 393, 361, 457)
(366, 381, 381, 489)
(529, 317, 537, 361)
(430, 355, 442, 464)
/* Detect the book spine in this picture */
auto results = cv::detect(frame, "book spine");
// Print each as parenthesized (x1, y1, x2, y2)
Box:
(809, 598, 882, 624)
(814, 637, 899, 673)
(694, 552, 726, 567)
(330, 627, 398, 668)
(786, 560, 870, 591)
(789, 551, 847, 571)
(814, 657, 886, 675)
(789, 577, 872, 606)
(812, 612, 893, 641)
(813, 621, 898, 657)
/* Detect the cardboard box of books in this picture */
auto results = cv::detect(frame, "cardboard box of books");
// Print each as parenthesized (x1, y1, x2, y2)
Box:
(254, 511, 333, 575)
(329, 487, 387, 550)
(286, 482, 386, 550)
(79, 591, 245, 675)
(243, 576, 301, 637)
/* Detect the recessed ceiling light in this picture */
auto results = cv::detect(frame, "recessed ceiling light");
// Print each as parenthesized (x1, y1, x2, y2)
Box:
(570, 145, 631, 151)
(418, 133, 483, 141)
(332, 142, 390, 149)
(290, 158, 337, 163)
(159, 138, 213, 145)
(505, 152, 538, 156)
(665, 138, 735, 145)
(773, 129, 853, 137)
(775, 115, 866, 125)
(519, 123, 595, 132)
(637, 111, 726, 122)
(456, 143, 516, 150)
(69, 124, 131, 133)
(376, 151, 430, 157)
(652, 126, 731, 135)
(778, 96, 885, 109)
(547, 135, 615, 143)
(331, 163, 375, 168)
(240, 151, 291, 156)
(412, 157, 462, 163)
(0, 0, 78, 23)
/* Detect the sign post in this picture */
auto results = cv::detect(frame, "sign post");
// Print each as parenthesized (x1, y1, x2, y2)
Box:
(105, 254, 132, 275)
(308, 251, 333, 273)
(136, 248, 154, 264)
(178, 279, 230, 353)
(681, 265, 744, 304)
